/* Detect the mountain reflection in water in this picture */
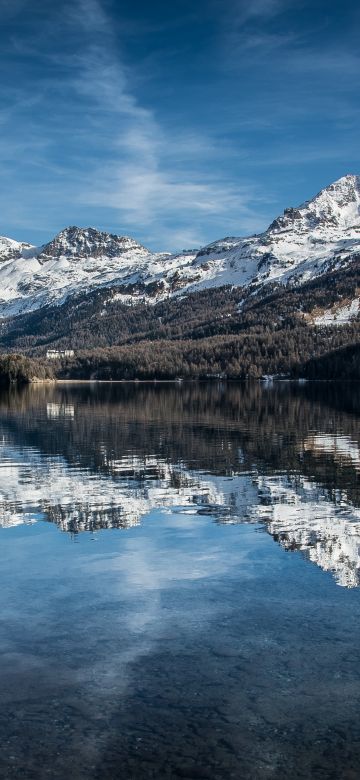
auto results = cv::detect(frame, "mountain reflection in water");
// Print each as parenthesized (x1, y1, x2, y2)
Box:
(1, 381, 360, 780)
(0, 381, 359, 587)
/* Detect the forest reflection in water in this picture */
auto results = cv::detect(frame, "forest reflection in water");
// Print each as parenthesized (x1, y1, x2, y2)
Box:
(0, 381, 360, 780)
(0, 380, 359, 587)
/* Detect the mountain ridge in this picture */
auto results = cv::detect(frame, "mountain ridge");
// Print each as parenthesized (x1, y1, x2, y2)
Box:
(0, 174, 359, 319)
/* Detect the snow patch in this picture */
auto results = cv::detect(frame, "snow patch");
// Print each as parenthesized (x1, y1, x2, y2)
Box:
(312, 298, 360, 326)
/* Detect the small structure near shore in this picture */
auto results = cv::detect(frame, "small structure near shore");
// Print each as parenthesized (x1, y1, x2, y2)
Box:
(46, 349, 74, 360)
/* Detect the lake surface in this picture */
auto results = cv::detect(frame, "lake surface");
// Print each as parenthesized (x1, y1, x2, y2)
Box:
(0, 381, 359, 779)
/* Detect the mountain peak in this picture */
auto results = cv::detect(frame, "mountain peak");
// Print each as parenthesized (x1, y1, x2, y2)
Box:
(0, 235, 33, 263)
(37, 226, 149, 262)
(311, 173, 360, 205)
(326, 173, 360, 188)
(268, 174, 360, 234)
(0, 174, 359, 318)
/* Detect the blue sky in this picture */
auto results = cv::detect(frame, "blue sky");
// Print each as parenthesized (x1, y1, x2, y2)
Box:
(1, 0, 360, 250)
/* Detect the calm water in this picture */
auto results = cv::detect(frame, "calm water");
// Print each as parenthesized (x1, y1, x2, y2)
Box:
(0, 381, 360, 780)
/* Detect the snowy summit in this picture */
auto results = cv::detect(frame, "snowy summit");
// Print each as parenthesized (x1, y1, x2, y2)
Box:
(0, 175, 359, 318)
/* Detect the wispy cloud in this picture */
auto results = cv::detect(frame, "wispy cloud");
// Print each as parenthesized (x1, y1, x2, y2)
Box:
(0, 0, 270, 248)
(55, 15, 264, 238)
(233, 0, 289, 24)
(49, 2, 271, 244)
(1, 0, 359, 248)
(223, 0, 295, 52)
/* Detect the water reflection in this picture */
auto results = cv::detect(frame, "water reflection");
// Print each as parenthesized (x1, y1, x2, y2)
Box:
(0, 442, 235, 531)
(1, 382, 360, 780)
(0, 382, 359, 586)
(255, 474, 360, 588)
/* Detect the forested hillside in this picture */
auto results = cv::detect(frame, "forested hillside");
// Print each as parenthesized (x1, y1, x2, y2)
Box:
(0, 248, 358, 380)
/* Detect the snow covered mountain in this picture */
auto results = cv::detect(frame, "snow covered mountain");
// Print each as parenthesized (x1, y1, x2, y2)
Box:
(0, 226, 199, 317)
(1, 432, 359, 587)
(0, 174, 359, 318)
(36, 225, 149, 263)
(193, 173, 360, 288)
(0, 236, 32, 264)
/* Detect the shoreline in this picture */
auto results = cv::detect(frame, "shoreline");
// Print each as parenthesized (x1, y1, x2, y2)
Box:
(26, 377, 359, 385)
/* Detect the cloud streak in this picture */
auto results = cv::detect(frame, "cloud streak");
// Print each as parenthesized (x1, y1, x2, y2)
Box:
(0, 0, 359, 248)
(0, 0, 267, 248)
(233, 0, 288, 24)
(59, 0, 266, 246)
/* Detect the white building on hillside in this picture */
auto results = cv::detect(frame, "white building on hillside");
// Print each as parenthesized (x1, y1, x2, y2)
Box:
(46, 349, 74, 360)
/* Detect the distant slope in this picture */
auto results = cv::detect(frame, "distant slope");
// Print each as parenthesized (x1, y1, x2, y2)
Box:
(0, 264, 357, 380)
(0, 254, 359, 355)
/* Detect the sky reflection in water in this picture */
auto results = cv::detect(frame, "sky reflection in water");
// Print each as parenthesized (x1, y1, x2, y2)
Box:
(0, 381, 360, 779)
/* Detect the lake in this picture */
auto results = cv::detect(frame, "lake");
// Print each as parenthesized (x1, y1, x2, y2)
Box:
(0, 381, 359, 779)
